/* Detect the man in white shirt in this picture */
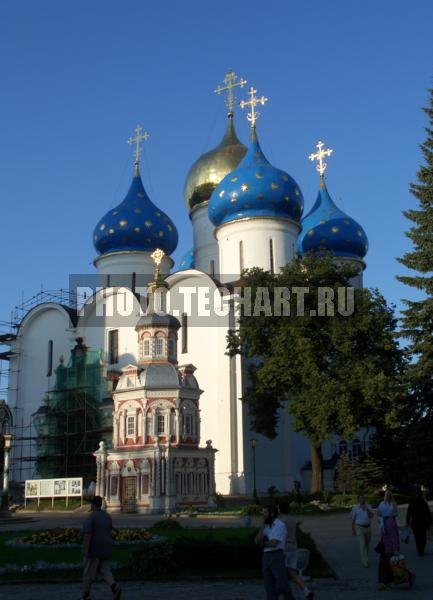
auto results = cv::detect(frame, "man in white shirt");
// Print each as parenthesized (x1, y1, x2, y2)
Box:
(351, 494, 374, 567)
(255, 505, 295, 600)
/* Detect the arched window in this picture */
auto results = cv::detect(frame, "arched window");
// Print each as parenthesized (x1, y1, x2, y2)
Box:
(47, 340, 53, 376)
(181, 313, 188, 353)
(155, 337, 163, 356)
(127, 415, 135, 436)
(142, 336, 151, 358)
(269, 239, 275, 274)
(339, 440, 347, 455)
(157, 414, 165, 434)
(352, 438, 362, 459)
(168, 337, 176, 359)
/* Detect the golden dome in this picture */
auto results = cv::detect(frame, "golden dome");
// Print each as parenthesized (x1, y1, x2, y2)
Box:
(184, 114, 247, 213)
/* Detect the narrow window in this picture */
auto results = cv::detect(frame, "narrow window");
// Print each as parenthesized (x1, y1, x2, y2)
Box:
(47, 340, 53, 376)
(157, 414, 165, 434)
(108, 329, 119, 364)
(239, 240, 244, 273)
(181, 313, 188, 353)
(269, 239, 274, 274)
(127, 416, 135, 436)
(143, 339, 150, 357)
(110, 476, 118, 496)
(106, 274, 111, 287)
(142, 474, 149, 495)
(210, 259, 215, 277)
(184, 414, 192, 436)
(132, 271, 136, 295)
(168, 338, 175, 358)
(155, 337, 163, 356)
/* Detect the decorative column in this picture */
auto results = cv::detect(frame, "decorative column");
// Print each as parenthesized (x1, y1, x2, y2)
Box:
(93, 441, 107, 498)
(113, 417, 119, 449)
(119, 411, 125, 444)
(174, 409, 180, 444)
(165, 451, 171, 497)
(206, 440, 216, 497)
(1, 434, 12, 513)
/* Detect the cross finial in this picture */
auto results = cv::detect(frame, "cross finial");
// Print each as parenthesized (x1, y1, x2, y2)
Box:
(309, 140, 333, 182)
(128, 125, 150, 175)
(215, 70, 247, 114)
(150, 248, 165, 281)
(240, 86, 268, 129)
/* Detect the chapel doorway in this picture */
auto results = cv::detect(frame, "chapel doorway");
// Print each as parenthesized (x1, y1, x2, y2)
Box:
(122, 477, 137, 512)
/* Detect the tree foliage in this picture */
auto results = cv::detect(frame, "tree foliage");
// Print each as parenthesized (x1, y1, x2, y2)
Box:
(227, 253, 407, 492)
(397, 85, 433, 416)
(334, 453, 384, 495)
(397, 86, 433, 487)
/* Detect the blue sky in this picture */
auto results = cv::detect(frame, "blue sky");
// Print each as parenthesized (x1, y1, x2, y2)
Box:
(1, 0, 432, 326)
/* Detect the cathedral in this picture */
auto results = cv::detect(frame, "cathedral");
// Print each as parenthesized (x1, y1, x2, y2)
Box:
(3, 72, 370, 509)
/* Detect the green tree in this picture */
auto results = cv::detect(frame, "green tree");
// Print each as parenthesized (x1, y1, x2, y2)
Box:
(227, 254, 406, 493)
(335, 453, 384, 495)
(397, 86, 433, 487)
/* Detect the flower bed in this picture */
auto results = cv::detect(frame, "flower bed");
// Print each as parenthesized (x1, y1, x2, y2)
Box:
(8, 527, 153, 548)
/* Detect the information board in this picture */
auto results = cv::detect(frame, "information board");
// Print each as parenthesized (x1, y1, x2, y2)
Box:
(25, 477, 83, 504)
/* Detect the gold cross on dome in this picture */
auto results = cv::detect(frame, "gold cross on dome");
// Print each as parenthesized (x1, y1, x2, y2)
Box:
(309, 140, 333, 178)
(240, 86, 268, 129)
(215, 71, 247, 114)
(128, 125, 150, 171)
(151, 248, 165, 280)
(151, 248, 165, 266)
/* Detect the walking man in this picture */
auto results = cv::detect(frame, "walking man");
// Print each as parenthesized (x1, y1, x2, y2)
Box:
(255, 504, 295, 600)
(351, 494, 374, 567)
(406, 488, 432, 556)
(82, 495, 121, 600)
(278, 502, 314, 599)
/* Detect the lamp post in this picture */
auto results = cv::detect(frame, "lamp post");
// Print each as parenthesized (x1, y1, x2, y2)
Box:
(1, 434, 12, 514)
(251, 438, 259, 505)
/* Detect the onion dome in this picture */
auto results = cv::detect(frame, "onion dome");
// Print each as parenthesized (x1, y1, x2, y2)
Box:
(208, 130, 304, 228)
(178, 248, 195, 271)
(183, 113, 247, 213)
(93, 170, 178, 256)
(298, 180, 368, 260)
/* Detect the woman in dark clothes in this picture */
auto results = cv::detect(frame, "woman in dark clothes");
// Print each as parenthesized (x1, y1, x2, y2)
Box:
(406, 489, 432, 556)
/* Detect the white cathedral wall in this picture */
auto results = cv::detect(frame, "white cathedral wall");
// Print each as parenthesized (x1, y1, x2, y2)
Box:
(215, 218, 299, 283)
(190, 204, 219, 275)
(167, 271, 236, 494)
(76, 288, 142, 368)
(8, 304, 75, 483)
(94, 251, 173, 279)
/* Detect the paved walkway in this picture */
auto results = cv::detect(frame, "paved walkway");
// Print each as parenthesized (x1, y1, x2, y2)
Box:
(1, 509, 432, 599)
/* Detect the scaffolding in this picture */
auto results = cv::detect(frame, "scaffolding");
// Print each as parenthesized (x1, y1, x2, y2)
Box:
(33, 338, 113, 482)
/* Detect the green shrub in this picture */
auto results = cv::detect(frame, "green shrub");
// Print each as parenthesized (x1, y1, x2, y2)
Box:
(239, 504, 262, 516)
(152, 519, 183, 530)
(331, 493, 381, 507)
(172, 530, 261, 569)
(128, 540, 177, 576)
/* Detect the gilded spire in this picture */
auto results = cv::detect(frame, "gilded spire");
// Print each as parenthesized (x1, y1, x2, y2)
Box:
(309, 140, 333, 186)
(128, 125, 150, 176)
(215, 70, 247, 116)
(150, 247, 165, 283)
(240, 86, 268, 130)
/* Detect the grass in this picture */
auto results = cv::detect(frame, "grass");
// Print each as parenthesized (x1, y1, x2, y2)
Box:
(0, 525, 333, 582)
(20, 498, 88, 512)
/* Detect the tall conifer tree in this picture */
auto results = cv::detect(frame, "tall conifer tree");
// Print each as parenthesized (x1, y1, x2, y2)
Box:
(397, 87, 433, 486)
(397, 87, 433, 417)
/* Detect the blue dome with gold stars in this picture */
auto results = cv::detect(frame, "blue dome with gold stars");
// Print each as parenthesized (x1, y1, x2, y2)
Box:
(93, 171, 178, 256)
(298, 182, 368, 260)
(208, 131, 303, 227)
